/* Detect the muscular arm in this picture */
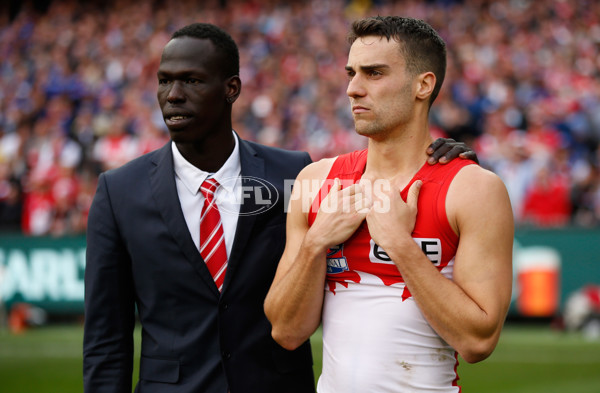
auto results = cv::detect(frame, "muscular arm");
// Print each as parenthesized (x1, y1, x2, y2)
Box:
(264, 159, 370, 350)
(367, 165, 513, 363)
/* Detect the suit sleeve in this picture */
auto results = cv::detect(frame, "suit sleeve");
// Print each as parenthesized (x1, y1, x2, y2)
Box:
(83, 173, 136, 393)
(303, 152, 313, 167)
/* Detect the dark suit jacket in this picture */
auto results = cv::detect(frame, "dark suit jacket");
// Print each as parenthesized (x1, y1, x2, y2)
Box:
(84, 137, 315, 393)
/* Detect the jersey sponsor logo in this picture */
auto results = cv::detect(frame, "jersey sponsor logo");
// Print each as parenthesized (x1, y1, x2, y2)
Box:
(415, 238, 442, 265)
(369, 240, 394, 265)
(369, 238, 442, 266)
(326, 244, 349, 274)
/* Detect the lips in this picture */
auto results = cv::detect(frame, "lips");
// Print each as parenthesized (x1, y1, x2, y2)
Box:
(352, 105, 369, 114)
(164, 112, 193, 128)
(168, 115, 189, 121)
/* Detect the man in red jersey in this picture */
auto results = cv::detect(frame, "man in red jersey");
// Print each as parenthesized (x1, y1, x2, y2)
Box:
(265, 16, 514, 392)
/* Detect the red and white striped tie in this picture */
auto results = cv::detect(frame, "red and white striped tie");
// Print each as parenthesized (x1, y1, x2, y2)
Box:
(199, 178, 227, 292)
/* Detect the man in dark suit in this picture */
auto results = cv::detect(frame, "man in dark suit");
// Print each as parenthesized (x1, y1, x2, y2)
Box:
(83, 23, 475, 393)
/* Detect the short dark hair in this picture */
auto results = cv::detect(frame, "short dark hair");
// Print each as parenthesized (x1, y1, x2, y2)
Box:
(172, 23, 240, 78)
(348, 16, 446, 106)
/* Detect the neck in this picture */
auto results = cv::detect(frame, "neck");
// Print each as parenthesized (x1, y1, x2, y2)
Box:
(176, 129, 235, 173)
(363, 124, 433, 183)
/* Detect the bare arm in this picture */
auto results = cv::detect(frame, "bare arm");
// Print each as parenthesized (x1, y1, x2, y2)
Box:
(264, 159, 370, 350)
(366, 165, 513, 363)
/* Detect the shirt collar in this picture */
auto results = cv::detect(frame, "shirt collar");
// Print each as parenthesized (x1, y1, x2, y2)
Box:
(172, 131, 241, 196)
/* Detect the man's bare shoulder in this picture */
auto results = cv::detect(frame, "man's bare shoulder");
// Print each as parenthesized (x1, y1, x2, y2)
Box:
(453, 164, 508, 195)
(295, 156, 338, 182)
(447, 164, 513, 233)
(287, 157, 338, 210)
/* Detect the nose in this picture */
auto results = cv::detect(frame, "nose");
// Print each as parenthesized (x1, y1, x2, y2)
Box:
(346, 74, 366, 99)
(167, 81, 185, 103)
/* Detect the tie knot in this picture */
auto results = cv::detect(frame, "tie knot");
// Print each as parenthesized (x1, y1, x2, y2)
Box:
(200, 178, 220, 198)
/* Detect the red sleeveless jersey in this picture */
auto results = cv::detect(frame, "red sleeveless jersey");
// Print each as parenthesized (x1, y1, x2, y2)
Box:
(308, 149, 475, 299)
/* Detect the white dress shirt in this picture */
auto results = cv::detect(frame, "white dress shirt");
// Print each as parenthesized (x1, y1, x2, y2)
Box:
(172, 132, 241, 259)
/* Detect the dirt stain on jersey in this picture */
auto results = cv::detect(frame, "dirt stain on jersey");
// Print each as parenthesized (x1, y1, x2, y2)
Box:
(398, 360, 412, 371)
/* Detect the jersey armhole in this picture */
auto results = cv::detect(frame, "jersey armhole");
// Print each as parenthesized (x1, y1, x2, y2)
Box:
(436, 161, 476, 244)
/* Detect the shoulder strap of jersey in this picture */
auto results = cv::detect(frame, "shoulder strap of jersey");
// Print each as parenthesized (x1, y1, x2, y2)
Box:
(308, 150, 368, 226)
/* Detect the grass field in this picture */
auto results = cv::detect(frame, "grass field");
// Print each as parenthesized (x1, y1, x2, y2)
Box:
(1, 323, 599, 393)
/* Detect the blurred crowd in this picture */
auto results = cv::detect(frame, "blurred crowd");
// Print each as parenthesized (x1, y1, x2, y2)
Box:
(0, 0, 599, 236)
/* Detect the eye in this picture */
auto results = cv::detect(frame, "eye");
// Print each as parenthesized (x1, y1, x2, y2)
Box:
(368, 69, 382, 77)
(158, 78, 169, 85)
(186, 78, 201, 84)
(346, 70, 355, 80)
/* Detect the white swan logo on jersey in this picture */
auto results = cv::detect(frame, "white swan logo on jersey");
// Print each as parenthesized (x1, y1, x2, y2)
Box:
(326, 244, 349, 274)
(369, 238, 442, 266)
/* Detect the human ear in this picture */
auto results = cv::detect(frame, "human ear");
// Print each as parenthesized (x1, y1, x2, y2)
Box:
(415, 72, 435, 101)
(225, 75, 242, 104)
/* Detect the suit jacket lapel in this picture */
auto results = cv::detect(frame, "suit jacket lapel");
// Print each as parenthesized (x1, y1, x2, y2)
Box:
(222, 137, 263, 291)
(149, 143, 220, 297)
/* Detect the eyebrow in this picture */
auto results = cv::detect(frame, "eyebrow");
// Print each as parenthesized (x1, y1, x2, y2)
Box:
(345, 64, 390, 72)
(157, 69, 203, 78)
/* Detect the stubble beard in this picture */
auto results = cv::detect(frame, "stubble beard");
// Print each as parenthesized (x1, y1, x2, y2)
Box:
(353, 115, 392, 140)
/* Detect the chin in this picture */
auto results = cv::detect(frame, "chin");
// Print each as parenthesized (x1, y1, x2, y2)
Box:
(355, 125, 379, 137)
(168, 130, 194, 145)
